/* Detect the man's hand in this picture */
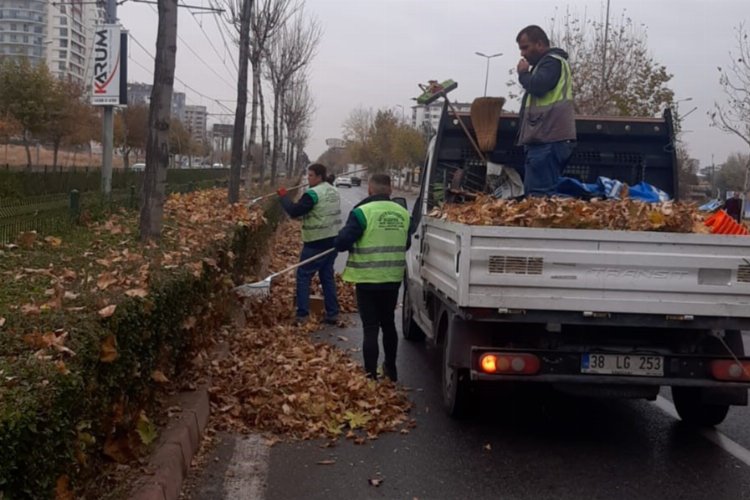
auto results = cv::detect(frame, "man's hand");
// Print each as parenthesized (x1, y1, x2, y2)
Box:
(517, 58, 530, 74)
(277, 187, 288, 197)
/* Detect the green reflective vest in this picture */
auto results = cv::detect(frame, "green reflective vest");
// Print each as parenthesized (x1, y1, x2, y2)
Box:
(342, 200, 410, 284)
(301, 183, 342, 242)
(518, 53, 576, 145)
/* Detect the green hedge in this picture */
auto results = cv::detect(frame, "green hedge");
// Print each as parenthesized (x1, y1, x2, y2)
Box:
(0, 168, 231, 199)
(0, 201, 283, 498)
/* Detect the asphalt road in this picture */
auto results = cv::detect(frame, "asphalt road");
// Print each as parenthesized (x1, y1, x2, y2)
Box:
(187, 185, 750, 500)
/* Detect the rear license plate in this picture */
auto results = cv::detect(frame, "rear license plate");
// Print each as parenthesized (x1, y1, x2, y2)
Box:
(581, 354, 664, 377)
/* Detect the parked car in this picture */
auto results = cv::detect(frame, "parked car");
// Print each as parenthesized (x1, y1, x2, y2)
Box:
(334, 176, 352, 188)
(131, 162, 145, 172)
(351, 176, 362, 186)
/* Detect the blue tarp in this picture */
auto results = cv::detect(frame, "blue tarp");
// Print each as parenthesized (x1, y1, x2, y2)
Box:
(556, 176, 671, 203)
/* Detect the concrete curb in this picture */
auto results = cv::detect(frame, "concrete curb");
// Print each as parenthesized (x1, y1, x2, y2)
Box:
(129, 387, 210, 500)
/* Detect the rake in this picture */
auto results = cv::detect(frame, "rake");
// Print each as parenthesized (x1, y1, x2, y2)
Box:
(233, 247, 337, 298)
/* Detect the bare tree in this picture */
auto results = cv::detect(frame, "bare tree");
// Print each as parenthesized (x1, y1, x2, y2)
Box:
(216, 0, 254, 203)
(245, 0, 296, 188)
(265, 9, 321, 185)
(140, 0, 178, 241)
(712, 22, 750, 191)
(282, 76, 315, 176)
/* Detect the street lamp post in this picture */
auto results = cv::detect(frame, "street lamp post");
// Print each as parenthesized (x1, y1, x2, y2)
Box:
(475, 51, 503, 97)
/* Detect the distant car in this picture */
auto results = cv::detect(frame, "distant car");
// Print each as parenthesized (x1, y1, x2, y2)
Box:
(351, 176, 361, 186)
(335, 176, 352, 188)
(212, 163, 225, 169)
(131, 162, 145, 172)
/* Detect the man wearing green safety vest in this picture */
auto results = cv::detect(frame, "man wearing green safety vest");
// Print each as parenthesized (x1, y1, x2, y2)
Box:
(278, 163, 342, 325)
(516, 25, 577, 196)
(334, 174, 410, 381)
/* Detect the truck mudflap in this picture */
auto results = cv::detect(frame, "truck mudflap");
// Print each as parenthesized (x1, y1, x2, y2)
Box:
(469, 347, 750, 394)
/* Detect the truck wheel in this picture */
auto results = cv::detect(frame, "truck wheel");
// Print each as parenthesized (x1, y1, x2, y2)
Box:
(441, 315, 475, 418)
(402, 279, 425, 341)
(672, 387, 730, 427)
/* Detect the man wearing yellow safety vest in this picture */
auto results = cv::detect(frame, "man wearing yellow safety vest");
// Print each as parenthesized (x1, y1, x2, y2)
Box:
(278, 163, 342, 325)
(334, 174, 410, 381)
(516, 25, 577, 196)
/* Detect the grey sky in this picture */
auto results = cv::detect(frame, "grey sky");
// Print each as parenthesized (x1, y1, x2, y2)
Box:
(119, 0, 749, 169)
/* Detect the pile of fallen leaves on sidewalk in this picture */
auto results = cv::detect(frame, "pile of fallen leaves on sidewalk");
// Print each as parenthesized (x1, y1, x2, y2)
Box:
(207, 220, 414, 441)
(429, 195, 708, 233)
(2, 188, 267, 356)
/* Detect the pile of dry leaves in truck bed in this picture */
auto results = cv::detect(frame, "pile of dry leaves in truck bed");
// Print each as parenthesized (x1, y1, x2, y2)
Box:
(204, 219, 413, 442)
(429, 195, 709, 233)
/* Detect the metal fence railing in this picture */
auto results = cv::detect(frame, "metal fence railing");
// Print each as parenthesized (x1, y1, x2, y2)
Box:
(0, 179, 230, 245)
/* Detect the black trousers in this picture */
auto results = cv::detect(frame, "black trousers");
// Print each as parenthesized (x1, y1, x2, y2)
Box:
(355, 286, 400, 378)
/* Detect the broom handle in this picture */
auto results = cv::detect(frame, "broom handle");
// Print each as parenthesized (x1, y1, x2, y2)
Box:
(267, 248, 337, 280)
(444, 96, 486, 163)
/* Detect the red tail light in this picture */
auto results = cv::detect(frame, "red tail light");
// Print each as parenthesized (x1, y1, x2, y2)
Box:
(479, 352, 540, 375)
(710, 360, 750, 381)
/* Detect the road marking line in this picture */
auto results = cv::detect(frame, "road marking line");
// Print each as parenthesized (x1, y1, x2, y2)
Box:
(654, 395, 750, 468)
(224, 434, 270, 499)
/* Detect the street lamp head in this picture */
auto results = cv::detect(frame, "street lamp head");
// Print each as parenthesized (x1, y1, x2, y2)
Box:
(475, 51, 487, 57)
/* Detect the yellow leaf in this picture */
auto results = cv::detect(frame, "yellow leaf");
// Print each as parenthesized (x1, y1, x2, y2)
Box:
(96, 273, 118, 290)
(100, 335, 118, 362)
(44, 236, 63, 247)
(98, 304, 117, 318)
(0, 317, 5, 327)
(151, 370, 169, 383)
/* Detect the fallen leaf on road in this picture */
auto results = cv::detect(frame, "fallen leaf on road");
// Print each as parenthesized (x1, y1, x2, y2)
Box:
(316, 459, 336, 465)
(483, 443, 492, 451)
(368, 478, 383, 487)
(0, 317, 5, 327)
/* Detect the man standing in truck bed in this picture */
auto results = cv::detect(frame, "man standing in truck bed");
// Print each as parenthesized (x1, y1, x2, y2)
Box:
(515, 25, 577, 196)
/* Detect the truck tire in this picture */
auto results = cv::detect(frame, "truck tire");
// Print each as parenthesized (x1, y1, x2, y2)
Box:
(402, 279, 425, 342)
(441, 313, 475, 418)
(672, 387, 730, 427)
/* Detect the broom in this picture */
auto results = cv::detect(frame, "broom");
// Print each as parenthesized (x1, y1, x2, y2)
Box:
(471, 97, 506, 152)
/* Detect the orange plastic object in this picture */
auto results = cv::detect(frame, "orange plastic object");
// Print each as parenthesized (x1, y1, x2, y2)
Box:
(704, 209, 749, 236)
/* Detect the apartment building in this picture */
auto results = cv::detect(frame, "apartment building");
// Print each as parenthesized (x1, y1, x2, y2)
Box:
(184, 105, 208, 144)
(0, 0, 105, 85)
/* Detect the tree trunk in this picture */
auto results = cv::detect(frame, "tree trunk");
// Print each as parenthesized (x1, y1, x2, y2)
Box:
(229, 0, 253, 204)
(258, 80, 266, 187)
(52, 139, 61, 168)
(269, 91, 280, 186)
(140, 0, 178, 242)
(245, 61, 261, 191)
(23, 132, 32, 170)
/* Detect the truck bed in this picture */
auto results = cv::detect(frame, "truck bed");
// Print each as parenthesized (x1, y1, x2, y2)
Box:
(422, 217, 750, 319)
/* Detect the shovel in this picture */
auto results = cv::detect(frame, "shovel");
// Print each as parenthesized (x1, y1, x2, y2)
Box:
(233, 247, 337, 298)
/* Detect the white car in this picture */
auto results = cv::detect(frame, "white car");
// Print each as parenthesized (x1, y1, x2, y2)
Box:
(131, 162, 145, 172)
(334, 176, 352, 188)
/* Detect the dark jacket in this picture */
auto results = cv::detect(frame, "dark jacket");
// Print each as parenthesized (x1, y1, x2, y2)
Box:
(280, 191, 335, 250)
(334, 194, 410, 290)
(517, 47, 576, 145)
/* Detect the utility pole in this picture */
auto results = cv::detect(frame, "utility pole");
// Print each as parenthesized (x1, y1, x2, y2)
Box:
(102, 0, 117, 198)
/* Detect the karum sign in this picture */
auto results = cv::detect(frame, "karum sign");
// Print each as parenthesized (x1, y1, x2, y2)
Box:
(91, 25, 122, 106)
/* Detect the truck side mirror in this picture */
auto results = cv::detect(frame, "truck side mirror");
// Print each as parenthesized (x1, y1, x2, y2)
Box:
(392, 197, 407, 209)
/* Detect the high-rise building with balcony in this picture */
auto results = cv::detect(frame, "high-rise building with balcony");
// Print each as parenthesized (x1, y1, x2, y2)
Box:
(0, 0, 46, 63)
(0, 0, 105, 85)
